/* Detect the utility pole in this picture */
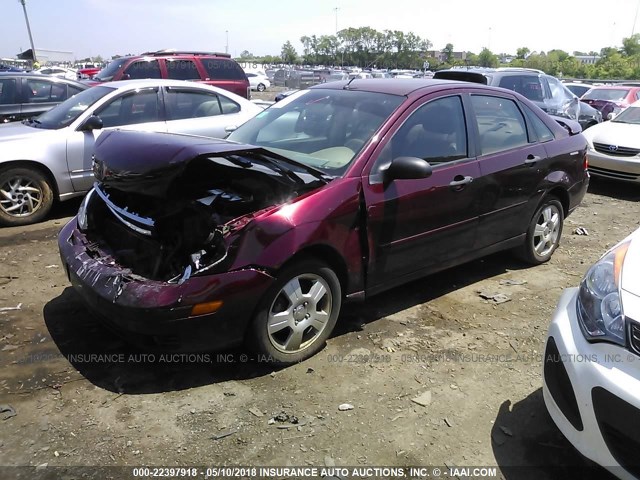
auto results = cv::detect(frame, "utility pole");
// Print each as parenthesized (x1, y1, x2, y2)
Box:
(633, 0, 640, 35)
(19, 0, 37, 63)
(333, 6, 339, 34)
(225, 30, 229, 54)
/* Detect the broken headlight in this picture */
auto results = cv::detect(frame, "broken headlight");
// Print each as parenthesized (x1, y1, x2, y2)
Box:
(576, 241, 630, 345)
(77, 188, 95, 231)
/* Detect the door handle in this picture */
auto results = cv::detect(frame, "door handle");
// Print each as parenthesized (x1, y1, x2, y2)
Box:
(525, 154, 542, 165)
(449, 175, 473, 189)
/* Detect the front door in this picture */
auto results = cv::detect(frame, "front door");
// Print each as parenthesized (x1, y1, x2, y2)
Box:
(65, 87, 166, 192)
(363, 94, 482, 292)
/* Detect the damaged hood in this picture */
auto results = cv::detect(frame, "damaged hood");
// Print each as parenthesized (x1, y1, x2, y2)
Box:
(93, 130, 329, 197)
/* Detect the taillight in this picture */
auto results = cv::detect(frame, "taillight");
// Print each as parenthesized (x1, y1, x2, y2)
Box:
(583, 152, 589, 170)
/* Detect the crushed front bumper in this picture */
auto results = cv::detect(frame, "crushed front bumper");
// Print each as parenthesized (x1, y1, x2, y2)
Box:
(58, 218, 275, 352)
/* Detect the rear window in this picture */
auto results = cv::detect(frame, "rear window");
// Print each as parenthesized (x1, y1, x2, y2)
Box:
(201, 58, 246, 81)
(582, 88, 630, 101)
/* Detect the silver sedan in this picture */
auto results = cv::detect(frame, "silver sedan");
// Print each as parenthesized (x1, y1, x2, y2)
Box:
(0, 79, 263, 226)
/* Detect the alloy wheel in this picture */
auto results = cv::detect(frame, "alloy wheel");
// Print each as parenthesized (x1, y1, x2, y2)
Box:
(267, 273, 333, 353)
(0, 175, 43, 217)
(532, 204, 561, 258)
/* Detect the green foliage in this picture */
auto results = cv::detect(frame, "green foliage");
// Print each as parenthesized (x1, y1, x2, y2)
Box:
(281, 41, 298, 64)
(478, 48, 498, 68)
(299, 26, 431, 68)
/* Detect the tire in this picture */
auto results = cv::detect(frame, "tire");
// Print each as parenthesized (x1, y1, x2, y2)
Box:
(257, 83, 266, 92)
(516, 197, 564, 265)
(248, 258, 341, 365)
(0, 167, 54, 227)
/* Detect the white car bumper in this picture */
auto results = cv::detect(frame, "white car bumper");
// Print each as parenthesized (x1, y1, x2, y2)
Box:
(587, 149, 640, 183)
(543, 287, 640, 479)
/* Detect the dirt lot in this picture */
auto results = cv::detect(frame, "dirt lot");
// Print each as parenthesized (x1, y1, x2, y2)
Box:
(1, 118, 639, 480)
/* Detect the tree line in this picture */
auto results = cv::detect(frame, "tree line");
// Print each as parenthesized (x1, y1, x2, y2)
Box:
(238, 27, 640, 80)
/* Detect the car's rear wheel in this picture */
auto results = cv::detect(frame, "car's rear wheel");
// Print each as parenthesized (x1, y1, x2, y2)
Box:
(248, 258, 341, 365)
(257, 83, 266, 92)
(517, 197, 564, 265)
(0, 167, 54, 227)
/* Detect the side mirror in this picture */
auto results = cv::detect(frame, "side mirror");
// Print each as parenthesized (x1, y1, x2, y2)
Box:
(79, 115, 103, 132)
(384, 156, 433, 184)
(121, 73, 131, 80)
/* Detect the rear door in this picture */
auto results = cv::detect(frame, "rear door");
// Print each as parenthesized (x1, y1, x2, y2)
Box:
(363, 93, 482, 292)
(468, 92, 548, 248)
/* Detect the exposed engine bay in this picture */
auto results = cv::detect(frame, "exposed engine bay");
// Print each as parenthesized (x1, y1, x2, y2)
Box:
(82, 153, 327, 282)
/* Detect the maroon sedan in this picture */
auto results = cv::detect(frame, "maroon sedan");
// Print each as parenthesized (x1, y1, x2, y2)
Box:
(58, 79, 589, 364)
(581, 85, 640, 120)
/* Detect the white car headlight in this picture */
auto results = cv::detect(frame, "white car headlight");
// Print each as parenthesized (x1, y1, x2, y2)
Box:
(577, 241, 630, 345)
(77, 188, 95, 231)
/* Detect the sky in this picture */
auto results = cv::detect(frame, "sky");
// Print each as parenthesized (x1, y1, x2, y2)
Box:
(2, 0, 640, 61)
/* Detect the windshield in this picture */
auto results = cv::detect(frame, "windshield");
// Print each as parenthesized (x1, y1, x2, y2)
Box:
(582, 88, 630, 101)
(612, 106, 640, 124)
(228, 88, 404, 176)
(95, 59, 129, 81)
(32, 86, 113, 130)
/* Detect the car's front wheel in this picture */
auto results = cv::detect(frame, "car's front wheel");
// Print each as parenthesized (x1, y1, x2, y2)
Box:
(0, 167, 54, 227)
(248, 258, 341, 365)
(517, 197, 564, 265)
(257, 83, 266, 92)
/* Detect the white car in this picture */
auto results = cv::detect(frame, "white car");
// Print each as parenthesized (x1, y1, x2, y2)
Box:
(246, 72, 270, 92)
(35, 66, 78, 80)
(543, 228, 640, 479)
(0, 79, 263, 226)
(582, 100, 640, 183)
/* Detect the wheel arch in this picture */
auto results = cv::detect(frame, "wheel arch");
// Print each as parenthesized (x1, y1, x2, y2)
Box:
(274, 244, 349, 297)
(0, 160, 60, 199)
(544, 186, 569, 218)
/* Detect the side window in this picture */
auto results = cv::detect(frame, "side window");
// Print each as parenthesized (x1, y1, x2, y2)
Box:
(218, 94, 240, 114)
(0, 79, 18, 105)
(370, 96, 467, 178)
(523, 104, 555, 143)
(636, 91, 640, 101)
(95, 89, 160, 128)
(471, 95, 529, 155)
(67, 85, 84, 98)
(201, 59, 246, 80)
(166, 60, 200, 81)
(25, 79, 54, 103)
(165, 90, 222, 120)
(123, 60, 162, 80)
(498, 75, 544, 102)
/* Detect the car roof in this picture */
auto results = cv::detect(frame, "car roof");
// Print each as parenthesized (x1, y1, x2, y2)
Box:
(311, 78, 475, 96)
(0, 72, 86, 86)
(588, 85, 636, 90)
(100, 78, 248, 97)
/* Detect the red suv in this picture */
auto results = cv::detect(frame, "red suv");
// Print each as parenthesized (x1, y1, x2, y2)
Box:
(90, 50, 250, 99)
